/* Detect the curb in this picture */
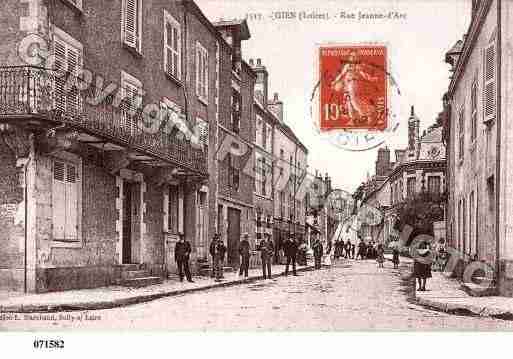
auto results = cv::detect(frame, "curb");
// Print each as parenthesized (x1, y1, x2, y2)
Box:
(0, 265, 316, 313)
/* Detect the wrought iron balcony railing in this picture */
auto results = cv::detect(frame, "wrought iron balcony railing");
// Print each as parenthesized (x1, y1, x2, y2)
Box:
(0, 66, 207, 174)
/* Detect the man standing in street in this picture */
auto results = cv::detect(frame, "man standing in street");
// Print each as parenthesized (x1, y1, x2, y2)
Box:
(210, 233, 226, 282)
(239, 233, 251, 278)
(312, 234, 323, 270)
(258, 233, 274, 279)
(175, 234, 194, 282)
(282, 235, 298, 276)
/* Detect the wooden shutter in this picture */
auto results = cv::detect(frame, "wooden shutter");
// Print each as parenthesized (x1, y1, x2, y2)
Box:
(197, 119, 209, 147)
(66, 46, 81, 116)
(54, 39, 67, 112)
(123, 0, 138, 49)
(65, 163, 78, 240)
(483, 43, 496, 124)
(53, 161, 66, 240)
(266, 124, 272, 151)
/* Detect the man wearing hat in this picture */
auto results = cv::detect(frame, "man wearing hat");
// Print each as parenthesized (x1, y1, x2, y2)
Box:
(258, 233, 274, 279)
(175, 233, 193, 282)
(238, 233, 251, 278)
(209, 233, 226, 282)
(282, 235, 298, 276)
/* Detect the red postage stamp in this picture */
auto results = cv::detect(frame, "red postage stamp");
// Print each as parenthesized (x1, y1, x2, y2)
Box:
(319, 45, 388, 131)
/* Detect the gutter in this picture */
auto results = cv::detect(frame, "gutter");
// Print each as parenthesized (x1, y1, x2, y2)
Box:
(495, 0, 502, 285)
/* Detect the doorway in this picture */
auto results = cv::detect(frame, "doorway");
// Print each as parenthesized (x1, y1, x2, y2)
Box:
(122, 182, 133, 264)
(227, 207, 241, 267)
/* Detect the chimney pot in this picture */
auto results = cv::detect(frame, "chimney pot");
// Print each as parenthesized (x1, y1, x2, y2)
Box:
(257, 58, 262, 66)
(249, 58, 254, 66)
(411, 106, 415, 116)
(274, 93, 279, 101)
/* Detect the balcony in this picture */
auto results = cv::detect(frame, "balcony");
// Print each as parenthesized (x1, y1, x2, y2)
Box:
(0, 66, 207, 175)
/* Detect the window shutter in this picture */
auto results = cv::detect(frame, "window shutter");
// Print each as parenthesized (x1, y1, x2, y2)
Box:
(199, 120, 209, 147)
(53, 161, 66, 240)
(54, 39, 67, 112)
(483, 43, 496, 124)
(123, 0, 138, 49)
(65, 163, 78, 240)
(66, 46, 81, 116)
(266, 124, 272, 151)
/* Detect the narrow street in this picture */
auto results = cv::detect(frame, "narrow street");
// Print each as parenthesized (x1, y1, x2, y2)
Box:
(3, 260, 513, 331)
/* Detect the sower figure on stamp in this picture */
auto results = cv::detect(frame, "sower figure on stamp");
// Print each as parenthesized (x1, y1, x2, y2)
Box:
(210, 233, 226, 282)
(238, 233, 251, 278)
(282, 235, 298, 276)
(175, 233, 193, 283)
(258, 233, 274, 279)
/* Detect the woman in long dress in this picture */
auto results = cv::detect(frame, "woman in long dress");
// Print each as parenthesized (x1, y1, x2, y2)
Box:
(413, 242, 433, 291)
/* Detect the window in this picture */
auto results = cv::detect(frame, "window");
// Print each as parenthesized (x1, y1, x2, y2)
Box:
(266, 124, 272, 151)
(52, 155, 81, 243)
(483, 43, 496, 124)
(227, 153, 239, 191)
(196, 117, 209, 149)
(428, 176, 441, 196)
(406, 177, 416, 198)
(121, 0, 142, 52)
(168, 185, 179, 234)
(53, 27, 83, 116)
(261, 158, 267, 196)
(196, 42, 208, 103)
(164, 11, 181, 80)
(255, 115, 263, 147)
(120, 71, 143, 136)
(471, 79, 477, 142)
(231, 90, 241, 133)
(458, 109, 465, 161)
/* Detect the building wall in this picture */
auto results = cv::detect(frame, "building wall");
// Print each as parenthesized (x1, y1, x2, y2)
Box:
(0, 140, 25, 290)
(449, 0, 498, 272)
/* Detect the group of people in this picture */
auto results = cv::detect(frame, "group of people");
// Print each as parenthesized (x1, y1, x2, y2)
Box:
(173, 232, 326, 283)
(333, 240, 355, 259)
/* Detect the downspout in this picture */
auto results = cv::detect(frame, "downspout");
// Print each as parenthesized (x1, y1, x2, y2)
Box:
(495, 0, 502, 285)
(23, 155, 32, 293)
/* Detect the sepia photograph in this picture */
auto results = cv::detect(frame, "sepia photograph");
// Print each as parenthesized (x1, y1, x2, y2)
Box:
(1, 0, 513, 345)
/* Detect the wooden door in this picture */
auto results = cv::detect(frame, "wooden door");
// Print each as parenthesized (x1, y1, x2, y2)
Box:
(227, 208, 241, 266)
(122, 182, 133, 264)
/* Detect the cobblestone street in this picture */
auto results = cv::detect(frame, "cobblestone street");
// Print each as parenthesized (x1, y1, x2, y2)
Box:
(3, 260, 513, 331)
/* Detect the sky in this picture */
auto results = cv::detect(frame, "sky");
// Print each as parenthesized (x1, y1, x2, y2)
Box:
(197, 0, 471, 193)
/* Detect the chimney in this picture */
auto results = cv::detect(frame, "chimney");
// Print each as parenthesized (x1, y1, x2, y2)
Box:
(375, 146, 391, 177)
(268, 92, 283, 123)
(251, 57, 268, 107)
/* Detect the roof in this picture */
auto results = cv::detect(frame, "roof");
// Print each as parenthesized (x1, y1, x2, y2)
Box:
(212, 18, 251, 40)
(420, 126, 443, 143)
(279, 122, 309, 154)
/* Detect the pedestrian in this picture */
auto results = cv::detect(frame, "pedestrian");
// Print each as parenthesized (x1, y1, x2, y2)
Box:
(356, 239, 366, 260)
(238, 233, 251, 278)
(210, 233, 226, 282)
(345, 240, 352, 259)
(312, 235, 323, 269)
(334, 240, 343, 259)
(351, 243, 356, 259)
(392, 246, 400, 269)
(282, 235, 298, 276)
(413, 242, 433, 291)
(258, 233, 274, 279)
(175, 233, 194, 283)
(376, 243, 385, 268)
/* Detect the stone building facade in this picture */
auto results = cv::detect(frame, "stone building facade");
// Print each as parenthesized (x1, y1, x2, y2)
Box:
(0, 0, 228, 292)
(444, 0, 513, 295)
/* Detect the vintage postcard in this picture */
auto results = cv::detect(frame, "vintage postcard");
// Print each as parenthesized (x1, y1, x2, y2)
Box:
(1, 0, 513, 346)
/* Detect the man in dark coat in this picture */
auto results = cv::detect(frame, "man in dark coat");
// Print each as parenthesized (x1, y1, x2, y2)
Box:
(312, 234, 323, 269)
(258, 233, 274, 279)
(238, 233, 251, 278)
(345, 240, 352, 259)
(282, 235, 299, 276)
(175, 234, 193, 282)
(210, 233, 226, 281)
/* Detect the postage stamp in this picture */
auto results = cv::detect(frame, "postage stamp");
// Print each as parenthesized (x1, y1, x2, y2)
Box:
(319, 44, 388, 131)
